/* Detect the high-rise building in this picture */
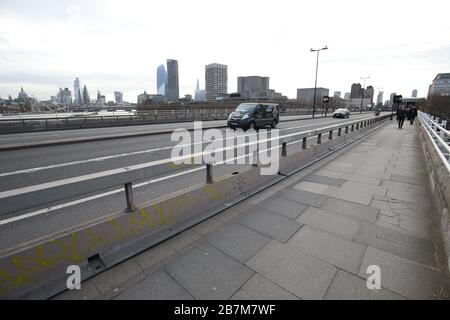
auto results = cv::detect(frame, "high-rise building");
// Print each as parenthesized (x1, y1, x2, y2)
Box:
(166, 59, 179, 102)
(238, 76, 269, 94)
(82, 85, 90, 104)
(344, 92, 351, 100)
(389, 93, 396, 109)
(97, 90, 106, 104)
(157, 65, 167, 97)
(114, 91, 123, 104)
(333, 91, 341, 99)
(365, 86, 374, 103)
(74, 78, 82, 105)
(412, 89, 418, 97)
(57, 88, 72, 106)
(350, 83, 362, 99)
(297, 87, 329, 105)
(194, 78, 207, 102)
(205, 63, 228, 101)
(428, 73, 450, 96)
(376, 91, 384, 106)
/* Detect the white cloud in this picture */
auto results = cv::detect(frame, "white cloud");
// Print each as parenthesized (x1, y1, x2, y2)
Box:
(0, 0, 449, 102)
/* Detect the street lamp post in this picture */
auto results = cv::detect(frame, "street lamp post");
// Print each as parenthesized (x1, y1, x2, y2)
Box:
(360, 76, 370, 113)
(310, 46, 328, 118)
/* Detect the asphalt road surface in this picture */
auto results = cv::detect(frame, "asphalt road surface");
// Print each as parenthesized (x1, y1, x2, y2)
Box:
(0, 112, 380, 252)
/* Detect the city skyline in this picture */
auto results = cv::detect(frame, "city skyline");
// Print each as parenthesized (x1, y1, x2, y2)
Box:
(0, 0, 449, 102)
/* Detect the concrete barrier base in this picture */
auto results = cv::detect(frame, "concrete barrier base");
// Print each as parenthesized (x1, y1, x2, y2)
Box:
(417, 121, 450, 276)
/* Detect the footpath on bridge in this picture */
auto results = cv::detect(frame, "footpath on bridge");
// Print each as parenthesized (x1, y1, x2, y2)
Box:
(55, 121, 450, 300)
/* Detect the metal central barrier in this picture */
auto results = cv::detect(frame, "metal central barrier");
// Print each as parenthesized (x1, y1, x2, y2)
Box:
(0, 114, 390, 299)
(0, 109, 329, 133)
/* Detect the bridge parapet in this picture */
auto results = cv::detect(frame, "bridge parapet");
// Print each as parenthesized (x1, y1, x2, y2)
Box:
(417, 112, 450, 275)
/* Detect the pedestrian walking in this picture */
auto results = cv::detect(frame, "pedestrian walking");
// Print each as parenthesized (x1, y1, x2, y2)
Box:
(410, 107, 417, 125)
(396, 106, 406, 129)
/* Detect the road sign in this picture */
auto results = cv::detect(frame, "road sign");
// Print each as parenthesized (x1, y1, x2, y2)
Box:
(323, 96, 330, 103)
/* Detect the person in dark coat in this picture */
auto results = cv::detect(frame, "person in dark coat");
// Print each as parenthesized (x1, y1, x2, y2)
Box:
(409, 107, 418, 125)
(396, 106, 406, 129)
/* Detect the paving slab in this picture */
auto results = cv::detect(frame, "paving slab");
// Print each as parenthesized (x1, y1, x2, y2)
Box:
(238, 208, 301, 243)
(287, 225, 367, 274)
(247, 241, 336, 300)
(115, 269, 193, 300)
(358, 247, 443, 300)
(164, 229, 203, 253)
(303, 174, 346, 187)
(355, 222, 435, 268)
(165, 243, 254, 300)
(323, 270, 405, 300)
(297, 207, 360, 239)
(278, 188, 329, 208)
(231, 274, 299, 300)
(294, 181, 331, 194)
(323, 186, 374, 206)
(207, 223, 271, 263)
(258, 196, 308, 219)
(93, 259, 143, 294)
(321, 198, 378, 223)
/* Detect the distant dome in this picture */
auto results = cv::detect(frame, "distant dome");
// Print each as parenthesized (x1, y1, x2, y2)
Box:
(17, 87, 29, 101)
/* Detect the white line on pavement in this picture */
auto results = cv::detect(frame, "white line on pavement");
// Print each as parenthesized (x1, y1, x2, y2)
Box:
(0, 118, 343, 177)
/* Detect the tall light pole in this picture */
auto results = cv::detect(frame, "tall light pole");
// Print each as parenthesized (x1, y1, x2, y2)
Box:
(310, 46, 328, 118)
(360, 76, 370, 113)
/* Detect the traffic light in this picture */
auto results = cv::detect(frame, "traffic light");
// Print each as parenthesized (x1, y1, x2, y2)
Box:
(323, 96, 330, 103)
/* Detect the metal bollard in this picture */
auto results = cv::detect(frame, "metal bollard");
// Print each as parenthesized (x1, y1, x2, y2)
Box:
(302, 137, 307, 150)
(338, 128, 342, 136)
(345, 126, 349, 134)
(253, 145, 259, 167)
(206, 164, 213, 184)
(124, 182, 135, 212)
(351, 124, 354, 132)
(356, 123, 359, 130)
(282, 142, 287, 157)
(329, 130, 333, 140)
(317, 133, 322, 144)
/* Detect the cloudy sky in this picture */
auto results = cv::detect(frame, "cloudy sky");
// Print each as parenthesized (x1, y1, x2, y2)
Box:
(0, 0, 449, 102)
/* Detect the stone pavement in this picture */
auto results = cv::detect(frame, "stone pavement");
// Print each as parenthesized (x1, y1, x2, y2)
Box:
(55, 121, 450, 300)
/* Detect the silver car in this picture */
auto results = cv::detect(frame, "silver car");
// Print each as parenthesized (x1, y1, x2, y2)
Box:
(332, 108, 350, 119)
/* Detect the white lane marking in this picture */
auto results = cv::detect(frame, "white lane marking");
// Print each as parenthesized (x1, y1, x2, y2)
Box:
(0, 117, 347, 177)
(0, 135, 319, 225)
(0, 166, 204, 226)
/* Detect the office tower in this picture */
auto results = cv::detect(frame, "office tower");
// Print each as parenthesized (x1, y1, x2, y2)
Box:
(377, 91, 384, 106)
(365, 86, 374, 103)
(114, 91, 123, 103)
(412, 89, 418, 97)
(82, 85, 90, 104)
(428, 73, 450, 96)
(350, 83, 362, 98)
(344, 92, 351, 100)
(74, 78, 82, 105)
(157, 64, 167, 97)
(205, 63, 228, 101)
(195, 79, 207, 102)
(333, 91, 341, 99)
(237, 76, 269, 93)
(297, 88, 329, 105)
(166, 59, 179, 102)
